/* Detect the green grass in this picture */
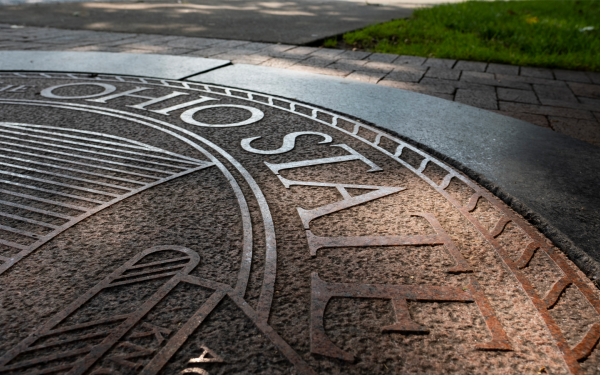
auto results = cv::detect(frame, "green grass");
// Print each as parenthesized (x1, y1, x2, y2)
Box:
(327, 0, 600, 71)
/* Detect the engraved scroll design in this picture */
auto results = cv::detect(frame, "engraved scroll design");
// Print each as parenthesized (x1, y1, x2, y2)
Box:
(0, 122, 213, 275)
(0, 246, 315, 375)
(0, 246, 200, 375)
(3, 73, 600, 373)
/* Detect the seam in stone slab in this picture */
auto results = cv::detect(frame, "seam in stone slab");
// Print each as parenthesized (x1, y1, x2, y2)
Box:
(181, 75, 600, 284)
(178, 61, 233, 81)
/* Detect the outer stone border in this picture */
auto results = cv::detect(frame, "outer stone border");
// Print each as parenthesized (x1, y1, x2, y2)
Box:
(0, 51, 598, 281)
(0, 51, 230, 80)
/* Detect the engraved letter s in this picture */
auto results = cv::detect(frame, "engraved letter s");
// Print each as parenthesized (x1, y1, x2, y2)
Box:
(241, 131, 333, 155)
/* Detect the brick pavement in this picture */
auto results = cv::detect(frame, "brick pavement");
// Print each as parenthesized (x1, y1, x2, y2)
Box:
(1, 24, 599, 147)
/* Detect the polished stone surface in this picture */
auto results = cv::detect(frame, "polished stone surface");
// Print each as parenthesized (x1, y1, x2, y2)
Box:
(191, 64, 600, 274)
(0, 51, 230, 79)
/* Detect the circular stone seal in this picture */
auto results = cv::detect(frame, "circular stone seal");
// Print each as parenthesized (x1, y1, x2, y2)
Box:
(0, 72, 599, 375)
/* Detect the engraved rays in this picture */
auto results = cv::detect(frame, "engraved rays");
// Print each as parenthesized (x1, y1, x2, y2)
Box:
(0, 122, 214, 274)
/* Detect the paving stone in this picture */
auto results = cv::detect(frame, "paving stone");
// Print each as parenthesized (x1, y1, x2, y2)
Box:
(461, 71, 531, 90)
(486, 63, 519, 76)
(92, 35, 155, 47)
(548, 116, 600, 146)
(22, 44, 69, 51)
(337, 50, 371, 60)
(212, 53, 271, 64)
(105, 36, 181, 48)
(569, 82, 600, 98)
(520, 66, 554, 79)
(428, 92, 454, 101)
(453, 60, 487, 72)
(283, 46, 320, 56)
(165, 37, 223, 49)
(112, 48, 162, 54)
(259, 57, 303, 69)
(65, 45, 128, 53)
(490, 110, 550, 128)
(587, 72, 600, 85)
(579, 97, 600, 108)
(365, 52, 397, 63)
(209, 48, 260, 56)
(295, 56, 337, 68)
(4, 28, 74, 42)
(347, 61, 395, 75)
(234, 42, 272, 51)
(384, 66, 427, 83)
(115, 45, 192, 55)
(0, 42, 28, 49)
(212, 39, 250, 48)
(420, 77, 495, 93)
(187, 46, 236, 57)
(533, 84, 578, 104)
(327, 59, 369, 72)
(345, 70, 386, 84)
(287, 64, 350, 77)
(422, 58, 456, 69)
(0, 42, 49, 50)
(497, 88, 539, 104)
(34, 32, 135, 46)
(499, 101, 595, 120)
(310, 48, 345, 59)
(552, 69, 592, 83)
(393, 55, 426, 65)
(425, 68, 461, 80)
(455, 88, 498, 110)
(260, 44, 296, 55)
(534, 99, 600, 112)
(378, 79, 455, 94)
(115, 41, 186, 52)
(496, 73, 566, 87)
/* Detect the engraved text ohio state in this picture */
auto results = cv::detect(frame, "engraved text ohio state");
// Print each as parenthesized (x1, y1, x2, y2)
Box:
(1, 73, 599, 375)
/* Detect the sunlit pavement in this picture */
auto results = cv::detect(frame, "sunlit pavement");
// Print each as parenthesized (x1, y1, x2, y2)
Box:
(0, 0, 414, 44)
(0, 0, 487, 6)
(0, 0, 495, 43)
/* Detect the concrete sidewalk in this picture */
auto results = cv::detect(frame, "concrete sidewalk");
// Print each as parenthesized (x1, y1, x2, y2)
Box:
(2, 24, 599, 147)
(0, 0, 414, 44)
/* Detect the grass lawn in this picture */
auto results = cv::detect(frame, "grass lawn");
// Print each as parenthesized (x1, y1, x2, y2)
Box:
(324, 0, 600, 71)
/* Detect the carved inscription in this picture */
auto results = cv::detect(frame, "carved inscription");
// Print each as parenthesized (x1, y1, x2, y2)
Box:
(246, 131, 512, 360)
(1, 74, 599, 375)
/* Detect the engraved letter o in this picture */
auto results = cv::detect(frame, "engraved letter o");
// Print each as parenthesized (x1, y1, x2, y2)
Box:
(41, 83, 117, 99)
(180, 104, 264, 127)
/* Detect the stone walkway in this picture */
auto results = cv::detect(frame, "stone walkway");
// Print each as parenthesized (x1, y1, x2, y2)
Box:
(2, 24, 599, 146)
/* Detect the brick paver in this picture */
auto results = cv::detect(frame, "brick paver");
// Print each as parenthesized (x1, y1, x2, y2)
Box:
(1, 24, 598, 147)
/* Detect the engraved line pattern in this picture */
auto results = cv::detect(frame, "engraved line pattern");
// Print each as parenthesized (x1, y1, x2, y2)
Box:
(0, 246, 316, 375)
(0, 101, 265, 332)
(0, 122, 214, 275)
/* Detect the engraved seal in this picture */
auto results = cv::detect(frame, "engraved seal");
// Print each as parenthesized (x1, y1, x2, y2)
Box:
(0, 72, 599, 374)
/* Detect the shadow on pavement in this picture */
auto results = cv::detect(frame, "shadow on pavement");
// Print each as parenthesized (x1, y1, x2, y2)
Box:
(0, 0, 414, 44)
